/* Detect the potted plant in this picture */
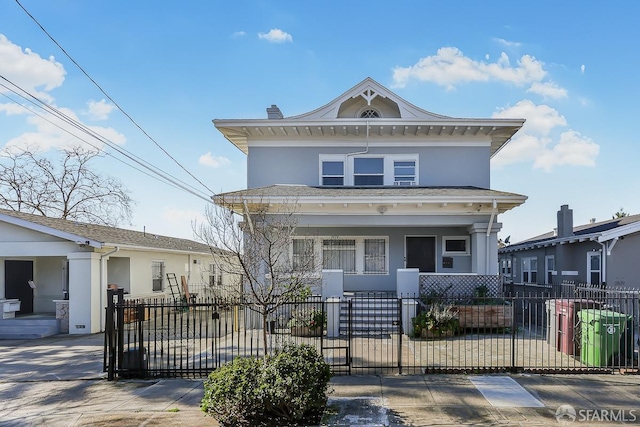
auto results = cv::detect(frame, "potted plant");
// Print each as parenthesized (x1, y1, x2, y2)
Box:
(411, 303, 459, 339)
(289, 307, 326, 337)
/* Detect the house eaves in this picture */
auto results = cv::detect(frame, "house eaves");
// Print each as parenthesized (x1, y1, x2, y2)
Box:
(598, 220, 640, 243)
(0, 209, 217, 255)
(216, 185, 527, 216)
(0, 212, 103, 248)
(213, 77, 525, 157)
(500, 232, 603, 253)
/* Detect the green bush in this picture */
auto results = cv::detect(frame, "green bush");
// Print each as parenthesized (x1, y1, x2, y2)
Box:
(201, 356, 263, 426)
(260, 343, 332, 423)
(201, 343, 332, 426)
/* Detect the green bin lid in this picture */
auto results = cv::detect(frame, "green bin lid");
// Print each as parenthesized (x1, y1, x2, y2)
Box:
(577, 308, 630, 323)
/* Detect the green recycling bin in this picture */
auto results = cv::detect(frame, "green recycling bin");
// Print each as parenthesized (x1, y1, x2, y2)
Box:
(578, 309, 632, 367)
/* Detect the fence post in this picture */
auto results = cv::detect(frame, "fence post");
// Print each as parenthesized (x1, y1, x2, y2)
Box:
(510, 296, 516, 371)
(397, 298, 403, 375)
(106, 288, 115, 380)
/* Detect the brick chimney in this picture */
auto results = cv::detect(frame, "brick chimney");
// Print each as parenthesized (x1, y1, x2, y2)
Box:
(266, 104, 283, 119)
(557, 205, 574, 238)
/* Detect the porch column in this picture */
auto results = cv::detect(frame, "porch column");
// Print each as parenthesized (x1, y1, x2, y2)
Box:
(322, 269, 343, 299)
(67, 252, 101, 334)
(396, 268, 419, 297)
(469, 222, 502, 275)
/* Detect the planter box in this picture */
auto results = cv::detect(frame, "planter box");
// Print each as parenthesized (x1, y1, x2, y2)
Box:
(454, 305, 512, 329)
(291, 326, 323, 337)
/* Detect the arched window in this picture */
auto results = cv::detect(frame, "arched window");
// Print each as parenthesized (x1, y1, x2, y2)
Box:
(360, 109, 380, 118)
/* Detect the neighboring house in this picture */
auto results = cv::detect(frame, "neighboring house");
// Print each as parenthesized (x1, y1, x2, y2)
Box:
(0, 208, 233, 335)
(499, 205, 640, 288)
(213, 77, 527, 296)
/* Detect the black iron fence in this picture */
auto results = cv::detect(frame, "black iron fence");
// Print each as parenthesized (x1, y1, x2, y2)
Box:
(104, 286, 640, 379)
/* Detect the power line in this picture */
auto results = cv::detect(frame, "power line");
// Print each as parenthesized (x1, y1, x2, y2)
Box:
(14, 0, 218, 197)
(0, 76, 214, 204)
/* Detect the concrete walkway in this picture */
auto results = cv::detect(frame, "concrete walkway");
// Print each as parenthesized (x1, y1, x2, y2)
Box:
(1, 333, 640, 426)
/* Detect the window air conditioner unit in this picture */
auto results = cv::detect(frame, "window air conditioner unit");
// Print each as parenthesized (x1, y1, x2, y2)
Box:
(394, 181, 416, 186)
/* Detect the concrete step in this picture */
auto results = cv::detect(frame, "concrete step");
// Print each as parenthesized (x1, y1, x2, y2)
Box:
(0, 318, 61, 339)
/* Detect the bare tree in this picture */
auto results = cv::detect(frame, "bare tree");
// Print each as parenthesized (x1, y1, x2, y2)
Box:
(0, 146, 133, 226)
(193, 195, 318, 355)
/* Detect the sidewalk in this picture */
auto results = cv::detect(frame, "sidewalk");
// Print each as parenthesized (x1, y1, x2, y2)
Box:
(1, 333, 639, 426)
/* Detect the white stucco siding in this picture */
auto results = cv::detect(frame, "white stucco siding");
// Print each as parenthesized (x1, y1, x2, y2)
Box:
(111, 249, 212, 297)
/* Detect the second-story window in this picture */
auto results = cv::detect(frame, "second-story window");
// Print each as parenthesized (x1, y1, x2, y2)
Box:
(321, 161, 344, 186)
(394, 160, 416, 185)
(354, 158, 384, 185)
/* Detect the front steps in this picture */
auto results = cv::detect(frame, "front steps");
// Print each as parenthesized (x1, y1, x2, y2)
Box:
(0, 316, 61, 339)
(339, 293, 401, 336)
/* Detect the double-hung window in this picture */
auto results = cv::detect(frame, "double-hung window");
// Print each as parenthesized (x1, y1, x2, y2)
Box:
(321, 160, 344, 186)
(522, 257, 538, 283)
(322, 239, 356, 273)
(152, 261, 164, 291)
(292, 238, 315, 272)
(393, 160, 416, 185)
(353, 158, 384, 186)
(364, 238, 386, 274)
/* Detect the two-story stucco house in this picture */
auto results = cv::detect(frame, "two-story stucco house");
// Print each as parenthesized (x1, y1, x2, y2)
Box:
(213, 78, 527, 297)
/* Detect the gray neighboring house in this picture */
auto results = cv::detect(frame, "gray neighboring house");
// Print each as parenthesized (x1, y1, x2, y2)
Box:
(499, 205, 640, 288)
(213, 77, 527, 296)
(0, 208, 227, 337)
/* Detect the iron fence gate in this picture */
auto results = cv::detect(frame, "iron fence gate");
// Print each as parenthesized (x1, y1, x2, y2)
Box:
(104, 288, 639, 379)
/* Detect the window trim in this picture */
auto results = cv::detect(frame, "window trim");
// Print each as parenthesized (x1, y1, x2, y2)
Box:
(292, 236, 389, 275)
(545, 255, 555, 285)
(319, 156, 345, 186)
(587, 252, 601, 285)
(151, 260, 165, 292)
(521, 257, 538, 284)
(442, 236, 470, 256)
(319, 154, 419, 186)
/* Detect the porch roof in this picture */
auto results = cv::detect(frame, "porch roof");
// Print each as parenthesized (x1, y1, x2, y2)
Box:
(0, 208, 216, 254)
(215, 184, 527, 215)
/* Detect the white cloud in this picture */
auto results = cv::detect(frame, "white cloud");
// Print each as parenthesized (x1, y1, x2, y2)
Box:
(526, 81, 568, 99)
(392, 47, 547, 89)
(0, 102, 28, 115)
(3, 106, 126, 152)
(492, 100, 599, 171)
(0, 34, 65, 103)
(199, 152, 230, 168)
(493, 37, 522, 48)
(232, 31, 246, 38)
(581, 64, 585, 74)
(494, 99, 566, 135)
(533, 130, 599, 171)
(258, 28, 293, 43)
(85, 99, 115, 121)
(485, 53, 490, 60)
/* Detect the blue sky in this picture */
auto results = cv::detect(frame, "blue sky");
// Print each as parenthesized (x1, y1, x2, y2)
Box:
(1, 1, 639, 244)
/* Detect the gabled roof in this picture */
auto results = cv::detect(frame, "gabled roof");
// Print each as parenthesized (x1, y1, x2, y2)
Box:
(215, 184, 526, 215)
(0, 208, 215, 254)
(500, 214, 640, 253)
(213, 77, 525, 157)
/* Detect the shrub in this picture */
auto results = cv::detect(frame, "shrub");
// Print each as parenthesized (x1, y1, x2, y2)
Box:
(260, 343, 332, 424)
(201, 343, 332, 426)
(201, 356, 262, 426)
(411, 303, 459, 338)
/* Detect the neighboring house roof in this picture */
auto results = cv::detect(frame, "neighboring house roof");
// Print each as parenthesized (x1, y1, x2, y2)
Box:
(500, 214, 640, 253)
(214, 77, 525, 157)
(0, 208, 216, 254)
(216, 184, 527, 215)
